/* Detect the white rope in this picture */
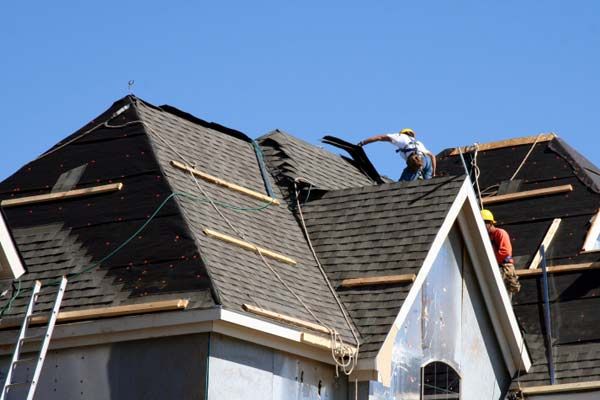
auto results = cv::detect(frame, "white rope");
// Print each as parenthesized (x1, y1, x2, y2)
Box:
(510, 133, 544, 181)
(133, 99, 355, 371)
(293, 178, 361, 375)
(470, 144, 484, 210)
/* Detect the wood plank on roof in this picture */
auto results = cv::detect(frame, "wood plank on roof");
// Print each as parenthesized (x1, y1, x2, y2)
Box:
(448, 133, 556, 156)
(0, 299, 189, 330)
(516, 262, 600, 277)
(0, 183, 124, 208)
(520, 379, 600, 395)
(203, 228, 297, 265)
(242, 304, 330, 334)
(482, 184, 573, 205)
(528, 218, 562, 269)
(340, 274, 416, 288)
(170, 160, 280, 205)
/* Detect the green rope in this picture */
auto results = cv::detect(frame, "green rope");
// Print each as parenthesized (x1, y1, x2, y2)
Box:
(0, 191, 272, 318)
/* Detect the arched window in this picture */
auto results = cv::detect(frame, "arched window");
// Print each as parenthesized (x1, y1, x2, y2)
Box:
(421, 361, 460, 399)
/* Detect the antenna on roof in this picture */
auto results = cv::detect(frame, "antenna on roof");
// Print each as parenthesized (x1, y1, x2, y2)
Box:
(128, 80, 135, 94)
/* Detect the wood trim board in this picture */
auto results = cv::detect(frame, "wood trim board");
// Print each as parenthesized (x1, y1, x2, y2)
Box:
(203, 228, 297, 265)
(170, 160, 280, 205)
(482, 184, 573, 205)
(340, 274, 416, 288)
(516, 262, 600, 277)
(1, 183, 124, 208)
(448, 133, 556, 156)
(528, 218, 562, 269)
(0, 299, 189, 330)
(242, 304, 330, 335)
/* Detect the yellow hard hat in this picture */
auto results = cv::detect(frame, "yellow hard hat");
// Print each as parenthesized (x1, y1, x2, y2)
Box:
(481, 209, 496, 224)
(400, 128, 415, 137)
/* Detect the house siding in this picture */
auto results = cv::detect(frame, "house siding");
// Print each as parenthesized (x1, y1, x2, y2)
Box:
(0, 333, 209, 400)
(207, 333, 348, 400)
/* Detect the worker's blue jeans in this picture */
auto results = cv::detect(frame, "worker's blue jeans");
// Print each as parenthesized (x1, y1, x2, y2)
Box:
(400, 154, 433, 181)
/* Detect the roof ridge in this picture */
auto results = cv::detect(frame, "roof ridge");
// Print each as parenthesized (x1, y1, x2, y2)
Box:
(444, 133, 557, 156)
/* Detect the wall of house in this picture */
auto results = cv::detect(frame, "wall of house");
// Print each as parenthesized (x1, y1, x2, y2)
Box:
(207, 333, 348, 400)
(368, 228, 511, 400)
(0, 333, 209, 400)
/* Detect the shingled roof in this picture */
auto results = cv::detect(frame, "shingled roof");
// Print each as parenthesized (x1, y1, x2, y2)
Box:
(299, 176, 467, 358)
(0, 96, 360, 342)
(437, 134, 600, 388)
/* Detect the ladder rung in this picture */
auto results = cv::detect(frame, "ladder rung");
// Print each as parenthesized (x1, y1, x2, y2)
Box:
(13, 357, 37, 366)
(5, 381, 29, 390)
(20, 334, 46, 344)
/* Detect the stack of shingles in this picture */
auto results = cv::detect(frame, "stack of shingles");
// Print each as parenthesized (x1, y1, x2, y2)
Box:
(258, 130, 373, 192)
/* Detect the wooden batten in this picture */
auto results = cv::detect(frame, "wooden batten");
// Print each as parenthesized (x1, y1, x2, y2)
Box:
(301, 332, 357, 354)
(520, 379, 600, 395)
(516, 262, 600, 278)
(170, 160, 280, 206)
(528, 218, 562, 269)
(448, 133, 556, 156)
(340, 274, 416, 288)
(203, 228, 296, 265)
(482, 184, 573, 205)
(0, 299, 189, 330)
(242, 304, 330, 335)
(1, 183, 124, 208)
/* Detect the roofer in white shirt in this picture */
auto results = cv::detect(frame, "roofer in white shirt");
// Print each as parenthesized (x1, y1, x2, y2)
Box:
(358, 128, 436, 181)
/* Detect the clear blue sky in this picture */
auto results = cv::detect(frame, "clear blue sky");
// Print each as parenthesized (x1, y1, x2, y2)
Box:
(1, 1, 599, 181)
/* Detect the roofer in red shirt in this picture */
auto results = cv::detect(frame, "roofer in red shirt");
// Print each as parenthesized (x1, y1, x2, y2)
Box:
(481, 209, 521, 296)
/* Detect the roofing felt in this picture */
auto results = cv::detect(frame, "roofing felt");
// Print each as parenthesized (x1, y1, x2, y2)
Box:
(299, 175, 467, 357)
(437, 136, 600, 387)
(0, 96, 363, 343)
(0, 97, 216, 318)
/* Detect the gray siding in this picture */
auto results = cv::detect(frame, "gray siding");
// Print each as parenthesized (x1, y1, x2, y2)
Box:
(207, 333, 348, 400)
(0, 334, 209, 400)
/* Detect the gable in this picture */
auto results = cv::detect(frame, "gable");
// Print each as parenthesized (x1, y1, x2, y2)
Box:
(370, 227, 511, 398)
(370, 178, 530, 386)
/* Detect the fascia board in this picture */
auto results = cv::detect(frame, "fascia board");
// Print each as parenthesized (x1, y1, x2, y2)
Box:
(374, 177, 470, 386)
(0, 210, 25, 279)
(0, 306, 350, 367)
(458, 188, 532, 374)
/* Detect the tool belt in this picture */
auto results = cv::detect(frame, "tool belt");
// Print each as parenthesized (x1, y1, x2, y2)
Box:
(500, 263, 521, 294)
(406, 152, 424, 173)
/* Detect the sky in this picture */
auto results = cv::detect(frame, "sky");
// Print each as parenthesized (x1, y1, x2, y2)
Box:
(1, 1, 599, 181)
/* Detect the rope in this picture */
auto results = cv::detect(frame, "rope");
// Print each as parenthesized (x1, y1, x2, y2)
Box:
(136, 102, 357, 372)
(36, 104, 133, 161)
(293, 178, 360, 375)
(510, 133, 544, 181)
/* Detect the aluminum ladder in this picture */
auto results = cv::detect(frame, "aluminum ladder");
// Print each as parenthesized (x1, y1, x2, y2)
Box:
(1, 276, 68, 400)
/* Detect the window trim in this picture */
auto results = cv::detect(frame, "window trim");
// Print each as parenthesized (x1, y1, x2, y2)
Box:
(421, 359, 461, 400)
(582, 209, 600, 253)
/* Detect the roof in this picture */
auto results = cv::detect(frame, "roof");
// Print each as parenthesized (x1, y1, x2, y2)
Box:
(437, 135, 600, 387)
(0, 96, 360, 343)
(299, 176, 467, 357)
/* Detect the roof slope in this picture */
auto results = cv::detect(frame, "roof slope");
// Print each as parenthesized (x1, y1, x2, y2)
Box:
(0, 97, 216, 318)
(126, 99, 356, 340)
(0, 96, 358, 342)
(437, 135, 600, 387)
(299, 176, 467, 357)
